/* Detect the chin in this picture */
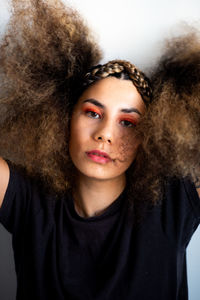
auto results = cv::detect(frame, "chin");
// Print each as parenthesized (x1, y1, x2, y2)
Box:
(78, 168, 125, 181)
(72, 159, 128, 181)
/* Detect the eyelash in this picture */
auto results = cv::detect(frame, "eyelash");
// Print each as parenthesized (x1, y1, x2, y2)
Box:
(83, 108, 137, 128)
(119, 119, 137, 128)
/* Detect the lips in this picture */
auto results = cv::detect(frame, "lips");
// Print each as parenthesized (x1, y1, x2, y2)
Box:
(86, 150, 112, 164)
(87, 150, 111, 159)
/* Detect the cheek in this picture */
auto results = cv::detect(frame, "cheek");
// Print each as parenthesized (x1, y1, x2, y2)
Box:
(69, 118, 91, 151)
(116, 132, 140, 163)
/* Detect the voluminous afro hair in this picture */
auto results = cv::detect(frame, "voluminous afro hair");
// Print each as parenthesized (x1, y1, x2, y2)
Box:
(0, 1, 199, 221)
(133, 30, 200, 216)
(0, 0, 102, 195)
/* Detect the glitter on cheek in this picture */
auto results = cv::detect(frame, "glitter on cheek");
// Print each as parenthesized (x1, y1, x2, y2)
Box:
(114, 133, 140, 163)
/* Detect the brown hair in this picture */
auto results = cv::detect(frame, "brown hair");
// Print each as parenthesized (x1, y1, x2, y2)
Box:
(0, 0, 102, 194)
(1, 0, 199, 222)
(134, 30, 200, 218)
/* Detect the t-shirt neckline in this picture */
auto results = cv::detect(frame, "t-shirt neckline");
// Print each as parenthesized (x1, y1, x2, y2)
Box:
(66, 188, 127, 223)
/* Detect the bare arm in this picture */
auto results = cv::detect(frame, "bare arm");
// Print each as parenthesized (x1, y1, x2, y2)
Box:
(194, 177, 200, 199)
(0, 157, 10, 209)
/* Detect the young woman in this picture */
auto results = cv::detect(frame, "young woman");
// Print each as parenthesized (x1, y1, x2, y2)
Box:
(0, 1, 200, 299)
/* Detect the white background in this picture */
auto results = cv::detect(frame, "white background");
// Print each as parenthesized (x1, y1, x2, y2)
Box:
(0, 0, 200, 299)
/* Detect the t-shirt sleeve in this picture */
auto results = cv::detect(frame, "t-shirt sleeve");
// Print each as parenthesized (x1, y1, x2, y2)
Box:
(0, 160, 42, 234)
(163, 177, 200, 247)
(183, 178, 200, 221)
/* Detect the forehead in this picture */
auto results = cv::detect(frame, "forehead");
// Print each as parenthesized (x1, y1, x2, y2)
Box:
(78, 77, 145, 112)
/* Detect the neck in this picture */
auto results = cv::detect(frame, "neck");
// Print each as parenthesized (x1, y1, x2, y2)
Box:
(73, 173, 126, 218)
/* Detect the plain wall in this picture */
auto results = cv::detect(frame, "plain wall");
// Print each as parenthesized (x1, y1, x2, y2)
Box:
(0, 0, 200, 299)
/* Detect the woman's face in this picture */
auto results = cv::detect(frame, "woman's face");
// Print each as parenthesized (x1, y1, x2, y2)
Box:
(69, 76, 145, 181)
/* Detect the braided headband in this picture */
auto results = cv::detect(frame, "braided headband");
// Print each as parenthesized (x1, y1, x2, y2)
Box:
(82, 60, 152, 105)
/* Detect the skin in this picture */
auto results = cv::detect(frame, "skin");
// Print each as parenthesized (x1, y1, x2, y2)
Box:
(69, 76, 146, 218)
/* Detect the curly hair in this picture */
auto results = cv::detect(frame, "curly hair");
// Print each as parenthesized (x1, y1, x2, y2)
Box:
(0, 0, 102, 195)
(0, 0, 199, 223)
(134, 30, 200, 216)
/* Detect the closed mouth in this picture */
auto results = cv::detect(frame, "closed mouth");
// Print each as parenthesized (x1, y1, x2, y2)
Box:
(86, 150, 111, 160)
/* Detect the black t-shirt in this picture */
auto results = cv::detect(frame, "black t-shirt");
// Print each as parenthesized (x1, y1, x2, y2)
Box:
(0, 161, 200, 300)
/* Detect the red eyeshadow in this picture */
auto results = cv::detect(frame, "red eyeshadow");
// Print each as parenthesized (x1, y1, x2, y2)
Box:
(82, 106, 103, 118)
(119, 116, 138, 126)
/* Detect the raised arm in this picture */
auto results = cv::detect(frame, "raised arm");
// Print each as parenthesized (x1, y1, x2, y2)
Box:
(194, 178, 200, 198)
(0, 157, 9, 209)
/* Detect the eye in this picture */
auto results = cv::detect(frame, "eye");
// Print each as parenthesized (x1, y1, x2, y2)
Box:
(120, 119, 136, 128)
(85, 109, 101, 119)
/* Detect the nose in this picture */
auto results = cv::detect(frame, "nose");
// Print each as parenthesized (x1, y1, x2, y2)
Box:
(93, 119, 113, 144)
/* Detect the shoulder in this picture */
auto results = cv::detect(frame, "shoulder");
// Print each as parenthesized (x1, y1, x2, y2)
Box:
(163, 176, 200, 221)
(0, 159, 60, 233)
(152, 177, 200, 246)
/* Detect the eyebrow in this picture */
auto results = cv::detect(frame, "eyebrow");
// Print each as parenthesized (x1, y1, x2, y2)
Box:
(83, 98, 142, 116)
